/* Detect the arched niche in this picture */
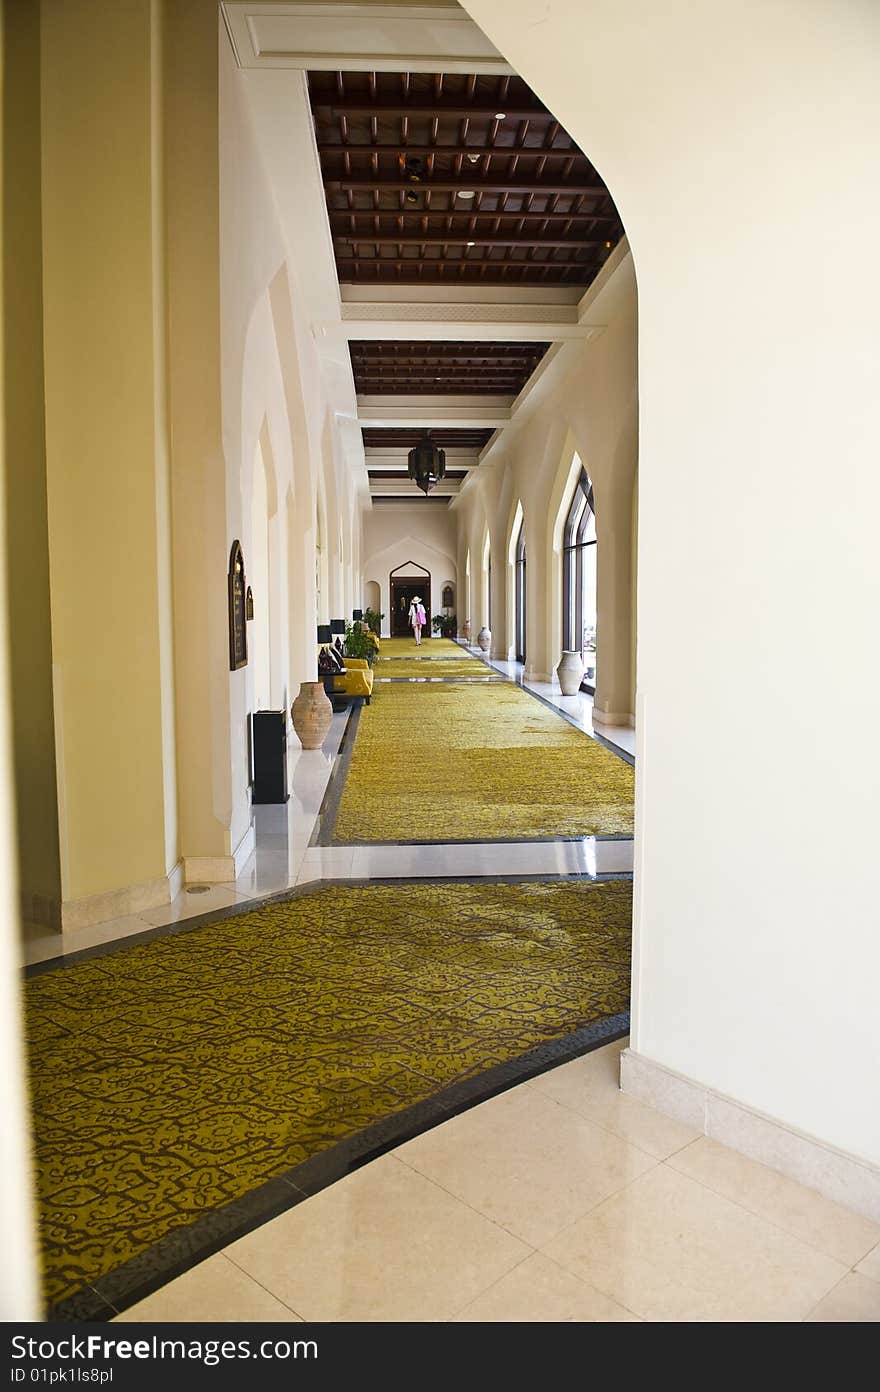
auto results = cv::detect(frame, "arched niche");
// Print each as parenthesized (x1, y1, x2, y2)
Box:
(389, 560, 430, 638)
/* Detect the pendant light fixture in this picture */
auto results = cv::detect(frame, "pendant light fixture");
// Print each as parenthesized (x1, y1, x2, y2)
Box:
(407, 432, 446, 496)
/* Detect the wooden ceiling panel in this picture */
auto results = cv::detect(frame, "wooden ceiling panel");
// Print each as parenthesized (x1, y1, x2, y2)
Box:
(352, 340, 549, 395)
(361, 427, 494, 451)
(308, 71, 623, 287)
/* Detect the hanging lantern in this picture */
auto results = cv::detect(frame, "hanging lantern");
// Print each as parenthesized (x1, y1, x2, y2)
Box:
(407, 433, 446, 496)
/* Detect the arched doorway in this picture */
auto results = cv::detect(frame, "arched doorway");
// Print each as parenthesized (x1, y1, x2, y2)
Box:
(364, 579, 381, 627)
(514, 518, 526, 665)
(389, 561, 431, 637)
(562, 463, 598, 693)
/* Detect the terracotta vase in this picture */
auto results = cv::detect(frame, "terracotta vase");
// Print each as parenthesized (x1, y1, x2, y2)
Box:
(291, 681, 333, 750)
(477, 626, 492, 653)
(463, 619, 472, 641)
(556, 650, 585, 695)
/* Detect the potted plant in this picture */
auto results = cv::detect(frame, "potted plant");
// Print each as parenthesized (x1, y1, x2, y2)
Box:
(344, 621, 377, 666)
(362, 606, 384, 636)
(431, 612, 457, 639)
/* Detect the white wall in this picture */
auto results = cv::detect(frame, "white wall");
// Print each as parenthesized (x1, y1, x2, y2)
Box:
(466, 0, 880, 1165)
(363, 504, 458, 636)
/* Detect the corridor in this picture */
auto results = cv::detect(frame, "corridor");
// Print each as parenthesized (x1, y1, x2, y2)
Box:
(3, 0, 878, 1331)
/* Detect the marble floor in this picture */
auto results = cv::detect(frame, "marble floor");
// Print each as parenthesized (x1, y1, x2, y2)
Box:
(115, 1036, 880, 1323)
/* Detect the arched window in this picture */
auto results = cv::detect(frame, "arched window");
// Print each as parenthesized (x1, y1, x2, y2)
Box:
(515, 517, 526, 664)
(562, 466, 597, 692)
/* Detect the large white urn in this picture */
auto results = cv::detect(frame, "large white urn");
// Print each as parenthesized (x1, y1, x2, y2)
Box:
(556, 650, 585, 695)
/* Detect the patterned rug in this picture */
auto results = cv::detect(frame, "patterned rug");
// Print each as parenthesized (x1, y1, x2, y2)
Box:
(374, 660, 500, 680)
(334, 680, 634, 842)
(27, 879, 632, 1309)
(375, 637, 464, 659)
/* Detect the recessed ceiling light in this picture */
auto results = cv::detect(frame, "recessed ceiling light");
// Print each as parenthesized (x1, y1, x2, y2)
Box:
(457, 190, 475, 200)
(494, 111, 506, 120)
(466, 240, 475, 247)
(466, 154, 479, 164)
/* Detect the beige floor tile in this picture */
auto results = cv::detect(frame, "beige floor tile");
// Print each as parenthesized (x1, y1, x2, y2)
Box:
(855, 1241, 880, 1283)
(394, 1084, 657, 1248)
(530, 1040, 700, 1160)
(454, 1251, 640, 1322)
(224, 1154, 529, 1322)
(668, 1137, 880, 1267)
(138, 885, 245, 927)
(114, 1254, 302, 1322)
(543, 1164, 846, 1322)
(806, 1272, 880, 1322)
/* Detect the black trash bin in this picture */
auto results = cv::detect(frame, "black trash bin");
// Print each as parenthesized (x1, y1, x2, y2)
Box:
(252, 709, 289, 804)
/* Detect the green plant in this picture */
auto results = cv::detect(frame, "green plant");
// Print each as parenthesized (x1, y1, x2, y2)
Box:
(343, 621, 376, 665)
(363, 606, 384, 636)
(432, 612, 457, 638)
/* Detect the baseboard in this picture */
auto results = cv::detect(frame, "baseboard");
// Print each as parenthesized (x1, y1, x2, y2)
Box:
(57, 861, 184, 933)
(592, 708, 635, 729)
(183, 823, 255, 886)
(620, 1048, 880, 1224)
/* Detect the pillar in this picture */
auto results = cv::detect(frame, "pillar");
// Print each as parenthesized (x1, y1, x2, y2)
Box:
(41, 0, 178, 927)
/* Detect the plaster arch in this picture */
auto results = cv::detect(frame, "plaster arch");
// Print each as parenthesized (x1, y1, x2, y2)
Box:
(545, 430, 582, 684)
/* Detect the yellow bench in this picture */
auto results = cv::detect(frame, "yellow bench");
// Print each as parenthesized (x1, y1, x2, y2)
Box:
(319, 649, 374, 706)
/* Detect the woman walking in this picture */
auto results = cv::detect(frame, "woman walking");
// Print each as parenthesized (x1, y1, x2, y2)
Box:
(408, 595, 427, 646)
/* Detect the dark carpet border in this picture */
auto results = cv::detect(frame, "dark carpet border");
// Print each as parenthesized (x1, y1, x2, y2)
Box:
(46, 1006, 630, 1322)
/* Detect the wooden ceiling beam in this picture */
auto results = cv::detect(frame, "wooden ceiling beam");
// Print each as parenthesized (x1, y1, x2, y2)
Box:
(326, 177, 607, 196)
(330, 210, 616, 225)
(325, 101, 551, 119)
(353, 354, 539, 367)
(318, 143, 583, 159)
(336, 233, 605, 249)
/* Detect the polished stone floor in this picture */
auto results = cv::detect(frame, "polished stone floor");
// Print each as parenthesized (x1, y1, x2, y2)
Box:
(115, 1036, 880, 1322)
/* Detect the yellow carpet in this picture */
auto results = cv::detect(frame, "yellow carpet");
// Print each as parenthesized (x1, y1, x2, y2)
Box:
(335, 680, 634, 841)
(27, 879, 631, 1307)
(374, 660, 499, 679)
(376, 637, 464, 659)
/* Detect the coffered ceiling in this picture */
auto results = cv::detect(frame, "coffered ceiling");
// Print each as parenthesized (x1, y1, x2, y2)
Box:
(308, 70, 622, 288)
(349, 340, 550, 395)
(361, 427, 495, 451)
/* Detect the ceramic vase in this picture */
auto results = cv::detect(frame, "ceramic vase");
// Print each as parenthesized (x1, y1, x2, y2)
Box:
(556, 650, 585, 695)
(463, 619, 472, 641)
(291, 681, 333, 750)
(477, 626, 492, 653)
